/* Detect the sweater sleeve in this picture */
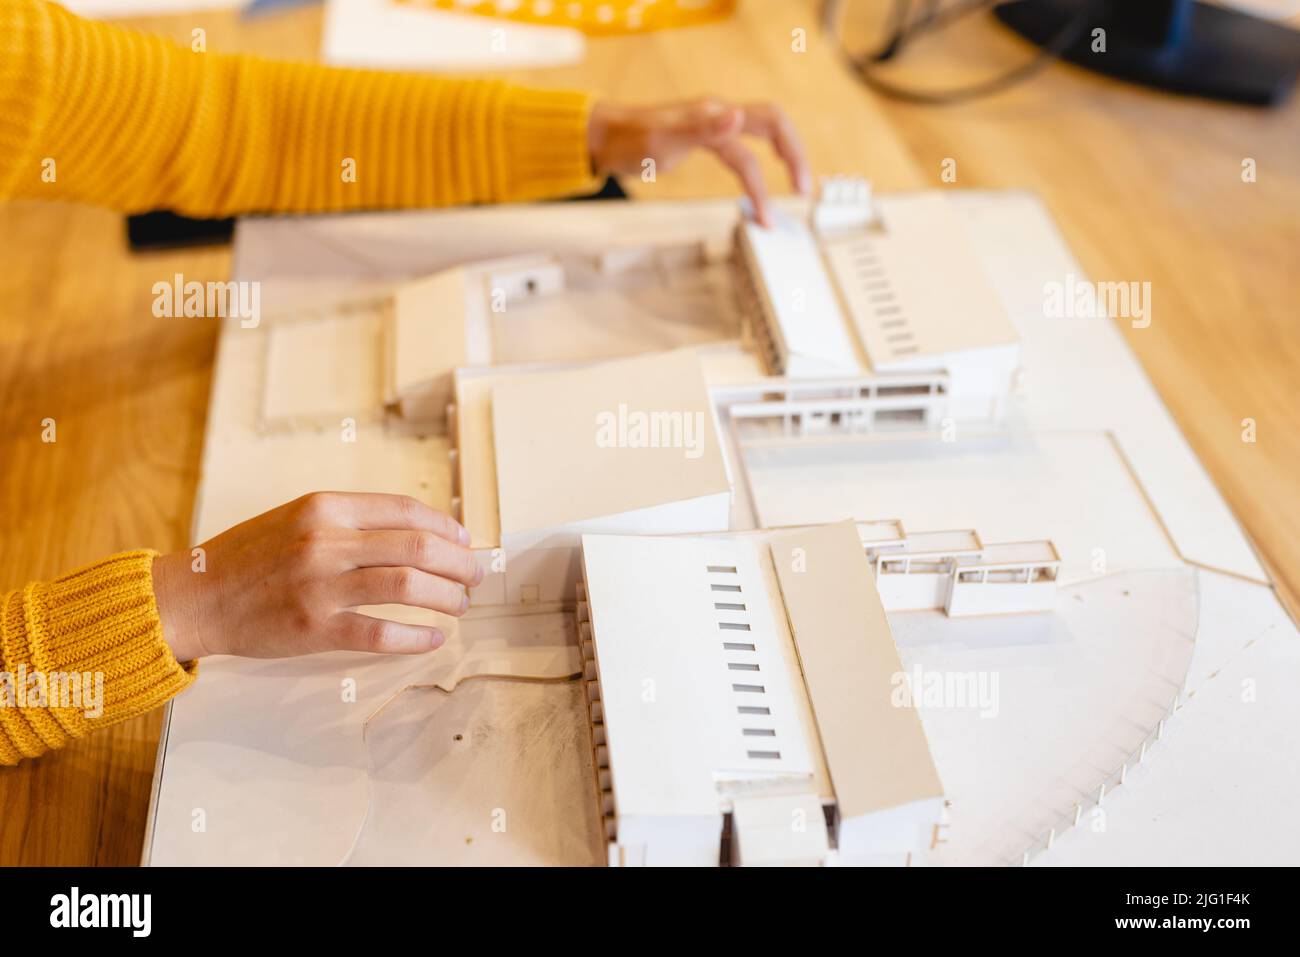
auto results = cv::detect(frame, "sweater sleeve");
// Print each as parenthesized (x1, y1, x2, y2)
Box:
(0, 551, 196, 766)
(0, 0, 599, 216)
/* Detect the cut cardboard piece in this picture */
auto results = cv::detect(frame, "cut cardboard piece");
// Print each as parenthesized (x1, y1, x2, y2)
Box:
(492, 349, 731, 536)
(383, 255, 561, 429)
(382, 267, 469, 429)
(769, 521, 945, 857)
(452, 368, 505, 549)
(475, 350, 732, 606)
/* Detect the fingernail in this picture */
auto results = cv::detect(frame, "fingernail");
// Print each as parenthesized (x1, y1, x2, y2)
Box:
(457, 524, 471, 546)
(459, 593, 470, 615)
(473, 563, 485, 585)
(428, 628, 445, 651)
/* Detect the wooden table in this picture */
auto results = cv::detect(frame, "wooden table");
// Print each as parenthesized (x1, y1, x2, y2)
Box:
(1, 0, 1294, 865)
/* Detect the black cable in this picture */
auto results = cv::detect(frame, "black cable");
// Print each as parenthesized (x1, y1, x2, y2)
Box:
(881, 0, 1006, 59)
(869, 0, 915, 61)
(841, 0, 997, 63)
(827, 0, 1108, 105)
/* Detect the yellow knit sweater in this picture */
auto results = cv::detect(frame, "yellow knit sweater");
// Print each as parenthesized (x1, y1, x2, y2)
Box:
(0, 553, 197, 766)
(0, 0, 600, 765)
(0, 0, 598, 215)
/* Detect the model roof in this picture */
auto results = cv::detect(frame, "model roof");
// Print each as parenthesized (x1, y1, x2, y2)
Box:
(491, 349, 731, 536)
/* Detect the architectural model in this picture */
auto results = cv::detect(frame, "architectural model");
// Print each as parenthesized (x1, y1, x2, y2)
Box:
(578, 519, 1059, 867)
(145, 185, 1284, 869)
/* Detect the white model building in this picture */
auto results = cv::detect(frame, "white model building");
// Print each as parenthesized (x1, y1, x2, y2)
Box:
(575, 518, 1058, 867)
(855, 520, 1060, 617)
(735, 180, 1022, 421)
(578, 521, 944, 866)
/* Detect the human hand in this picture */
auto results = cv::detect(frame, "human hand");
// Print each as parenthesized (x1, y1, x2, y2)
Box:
(587, 98, 812, 227)
(151, 492, 482, 661)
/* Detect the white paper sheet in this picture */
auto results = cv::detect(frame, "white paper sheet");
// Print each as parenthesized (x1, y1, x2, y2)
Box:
(61, 0, 242, 17)
(322, 0, 585, 70)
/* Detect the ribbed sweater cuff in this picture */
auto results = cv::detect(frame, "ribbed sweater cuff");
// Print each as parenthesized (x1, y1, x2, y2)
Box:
(500, 86, 600, 202)
(0, 550, 196, 764)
